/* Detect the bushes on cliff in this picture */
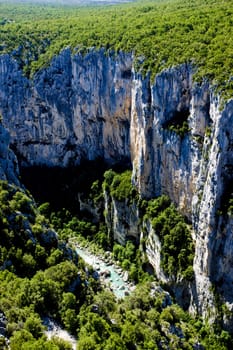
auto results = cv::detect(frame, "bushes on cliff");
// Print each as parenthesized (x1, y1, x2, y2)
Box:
(167, 120, 190, 138)
(110, 171, 132, 201)
(103, 169, 137, 202)
(145, 195, 194, 280)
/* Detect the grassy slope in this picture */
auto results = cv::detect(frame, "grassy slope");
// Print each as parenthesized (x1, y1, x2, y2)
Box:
(0, 0, 233, 97)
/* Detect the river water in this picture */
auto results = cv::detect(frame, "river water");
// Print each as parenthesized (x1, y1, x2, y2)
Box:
(75, 245, 135, 298)
(44, 243, 134, 349)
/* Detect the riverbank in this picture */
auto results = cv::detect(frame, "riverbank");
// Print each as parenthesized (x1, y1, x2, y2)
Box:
(42, 238, 135, 349)
(43, 317, 77, 350)
(69, 238, 135, 298)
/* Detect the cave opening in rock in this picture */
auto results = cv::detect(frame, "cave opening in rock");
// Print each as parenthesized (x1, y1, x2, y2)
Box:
(143, 261, 154, 275)
(219, 168, 233, 217)
(162, 108, 189, 128)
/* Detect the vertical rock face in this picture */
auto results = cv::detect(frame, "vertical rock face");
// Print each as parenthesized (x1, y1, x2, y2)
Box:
(192, 99, 233, 325)
(0, 49, 132, 166)
(104, 190, 140, 245)
(142, 218, 167, 282)
(0, 122, 20, 186)
(130, 66, 215, 314)
(1, 49, 233, 326)
(131, 65, 233, 326)
(131, 65, 210, 216)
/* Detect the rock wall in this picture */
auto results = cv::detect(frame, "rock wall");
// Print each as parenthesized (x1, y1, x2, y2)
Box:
(142, 218, 167, 282)
(103, 190, 140, 246)
(1, 49, 233, 327)
(0, 49, 132, 167)
(0, 122, 20, 186)
(192, 99, 233, 326)
(131, 68, 233, 325)
(131, 65, 210, 215)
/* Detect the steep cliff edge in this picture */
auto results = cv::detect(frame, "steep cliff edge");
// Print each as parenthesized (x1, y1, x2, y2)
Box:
(0, 49, 233, 328)
(131, 66, 233, 325)
(0, 49, 132, 167)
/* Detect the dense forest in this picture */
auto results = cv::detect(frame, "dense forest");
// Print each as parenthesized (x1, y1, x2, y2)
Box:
(1, 0, 133, 5)
(0, 171, 232, 349)
(0, 0, 233, 98)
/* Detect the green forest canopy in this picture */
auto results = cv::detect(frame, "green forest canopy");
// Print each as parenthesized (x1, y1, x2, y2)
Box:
(0, 0, 233, 97)
(0, 178, 230, 349)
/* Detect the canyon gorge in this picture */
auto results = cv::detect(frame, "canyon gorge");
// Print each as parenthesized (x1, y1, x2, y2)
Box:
(0, 48, 233, 329)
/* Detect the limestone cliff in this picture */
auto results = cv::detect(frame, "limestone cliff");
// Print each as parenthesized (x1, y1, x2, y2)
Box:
(0, 49, 233, 328)
(0, 49, 132, 167)
(103, 189, 140, 246)
(0, 122, 20, 186)
(131, 66, 233, 326)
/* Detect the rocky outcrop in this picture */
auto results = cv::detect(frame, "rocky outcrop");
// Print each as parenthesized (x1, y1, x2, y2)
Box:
(142, 218, 166, 282)
(1, 49, 233, 327)
(104, 190, 140, 245)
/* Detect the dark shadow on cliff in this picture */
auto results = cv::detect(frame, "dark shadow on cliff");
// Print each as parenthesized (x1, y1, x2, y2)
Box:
(20, 158, 131, 214)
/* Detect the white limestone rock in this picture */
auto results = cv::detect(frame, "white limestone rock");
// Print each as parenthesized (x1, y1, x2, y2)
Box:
(0, 49, 132, 167)
(103, 189, 140, 246)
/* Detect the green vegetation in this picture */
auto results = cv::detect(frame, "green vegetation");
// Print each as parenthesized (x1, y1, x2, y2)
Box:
(0, 180, 58, 277)
(145, 195, 194, 280)
(0, 172, 232, 348)
(75, 282, 232, 350)
(112, 241, 149, 283)
(103, 169, 136, 202)
(167, 121, 190, 138)
(0, 0, 233, 97)
(0, 180, 101, 348)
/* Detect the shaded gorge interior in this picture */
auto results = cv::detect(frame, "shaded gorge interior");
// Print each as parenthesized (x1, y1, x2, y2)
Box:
(20, 158, 132, 213)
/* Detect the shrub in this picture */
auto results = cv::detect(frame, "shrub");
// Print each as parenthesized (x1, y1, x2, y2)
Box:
(146, 198, 194, 279)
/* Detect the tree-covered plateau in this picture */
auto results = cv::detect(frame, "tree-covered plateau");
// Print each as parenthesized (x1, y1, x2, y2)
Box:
(0, 0, 233, 98)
